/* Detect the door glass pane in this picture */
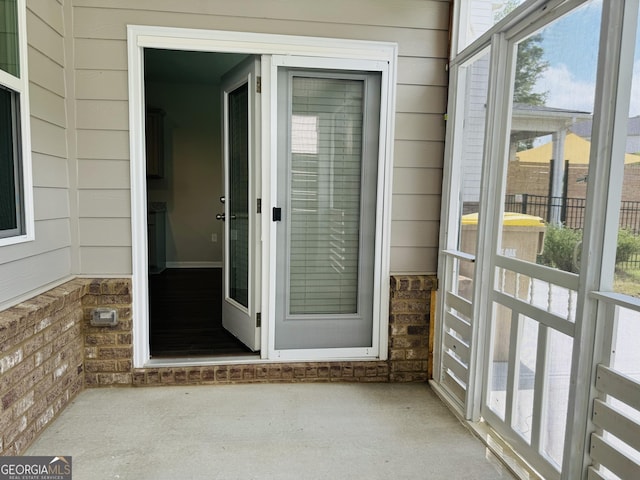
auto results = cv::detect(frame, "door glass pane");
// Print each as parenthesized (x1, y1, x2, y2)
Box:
(0, 86, 20, 236)
(228, 83, 249, 308)
(502, 1, 602, 273)
(0, 0, 19, 77)
(288, 76, 364, 315)
(614, 13, 640, 299)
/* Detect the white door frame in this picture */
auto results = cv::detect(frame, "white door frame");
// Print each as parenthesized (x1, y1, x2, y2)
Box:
(127, 25, 397, 367)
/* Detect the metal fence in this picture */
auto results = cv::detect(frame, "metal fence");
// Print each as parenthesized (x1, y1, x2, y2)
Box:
(504, 194, 640, 269)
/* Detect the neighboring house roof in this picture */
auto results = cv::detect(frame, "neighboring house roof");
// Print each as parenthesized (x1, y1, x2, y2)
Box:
(515, 132, 640, 165)
(511, 103, 592, 137)
(570, 115, 640, 138)
(514, 103, 591, 116)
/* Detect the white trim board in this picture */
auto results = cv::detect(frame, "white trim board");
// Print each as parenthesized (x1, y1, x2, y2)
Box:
(128, 25, 397, 368)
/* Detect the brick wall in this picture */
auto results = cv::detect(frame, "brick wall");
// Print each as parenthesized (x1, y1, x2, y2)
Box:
(132, 361, 390, 385)
(82, 279, 134, 387)
(94, 275, 435, 386)
(0, 280, 87, 455)
(507, 161, 640, 202)
(0, 274, 435, 454)
(388, 275, 433, 382)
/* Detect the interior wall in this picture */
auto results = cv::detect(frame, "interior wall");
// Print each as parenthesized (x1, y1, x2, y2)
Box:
(146, 81, 223, 265)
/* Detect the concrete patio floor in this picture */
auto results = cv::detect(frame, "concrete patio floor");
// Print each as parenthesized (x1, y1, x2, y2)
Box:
(26, 383, 516, 479)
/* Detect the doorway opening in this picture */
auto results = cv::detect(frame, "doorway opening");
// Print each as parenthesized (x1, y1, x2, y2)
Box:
(143, 48, 257, 358)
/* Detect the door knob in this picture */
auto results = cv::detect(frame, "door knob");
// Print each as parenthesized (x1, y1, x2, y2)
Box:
(220, 196, 225, 204)
(216, 213, 225, 221)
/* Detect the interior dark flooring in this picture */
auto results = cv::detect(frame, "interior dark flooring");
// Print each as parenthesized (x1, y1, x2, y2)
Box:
(148, 268, 253, 357)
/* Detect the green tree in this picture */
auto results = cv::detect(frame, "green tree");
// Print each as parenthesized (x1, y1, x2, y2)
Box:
(513, 35, 548, 107)
(495, 0, 549, 150)
(495, 0, 549, 105)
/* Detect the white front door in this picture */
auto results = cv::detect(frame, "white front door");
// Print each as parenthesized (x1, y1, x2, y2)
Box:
(220, 57, 261, 351)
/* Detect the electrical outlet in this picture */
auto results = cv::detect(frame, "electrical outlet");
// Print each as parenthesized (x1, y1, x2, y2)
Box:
(211, 233, 217, 243)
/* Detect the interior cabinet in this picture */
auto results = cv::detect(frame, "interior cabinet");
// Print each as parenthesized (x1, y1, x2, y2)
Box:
(146, 107, 165, 178)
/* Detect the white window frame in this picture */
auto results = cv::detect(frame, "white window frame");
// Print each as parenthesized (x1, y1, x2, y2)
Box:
(0, 0, 34, 247)
(127, 26, 397, 368)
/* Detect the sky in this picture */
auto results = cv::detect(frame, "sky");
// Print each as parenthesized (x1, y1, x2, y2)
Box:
(531, 0, 640, 116)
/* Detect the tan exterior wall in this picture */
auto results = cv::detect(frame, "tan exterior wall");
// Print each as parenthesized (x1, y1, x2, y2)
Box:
(0, 0, 73, 308)
(70, 0, 449, 276)
(1, 0, 448, 308)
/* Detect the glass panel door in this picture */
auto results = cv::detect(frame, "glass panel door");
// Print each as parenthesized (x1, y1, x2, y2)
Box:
(221, 56, 260, 352)
(275, 69, 380, 350)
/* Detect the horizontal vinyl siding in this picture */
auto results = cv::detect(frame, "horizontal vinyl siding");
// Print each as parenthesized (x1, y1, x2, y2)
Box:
(75, 0, 449, 30)
(79, 247, 132, 275)
(75, 70, 128, 99)
(0, 219, 71, 265)
(32, 153, 69, 188)
(77, 159, 130, 189)
(0, 249, 72, 309)
(78, 190, 131, 218)
(390, 247, 439, 273)
(0, 1, 72, 307)
(33, 188, 70, 221)
(72, 0, 449, 276)
(27, 47, 65, 97)
(79, 218, 131, 246)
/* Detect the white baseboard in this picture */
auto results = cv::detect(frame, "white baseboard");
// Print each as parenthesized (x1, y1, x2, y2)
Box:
(165, 261, 222, 269)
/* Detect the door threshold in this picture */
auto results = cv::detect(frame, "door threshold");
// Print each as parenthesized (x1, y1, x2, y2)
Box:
(146, 354, 262, 367)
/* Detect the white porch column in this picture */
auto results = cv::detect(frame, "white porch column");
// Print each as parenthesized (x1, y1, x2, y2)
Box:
(550, 128, 567, 225)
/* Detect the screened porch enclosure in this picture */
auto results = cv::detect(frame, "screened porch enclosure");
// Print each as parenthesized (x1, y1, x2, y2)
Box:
(435, 1, 640, 479)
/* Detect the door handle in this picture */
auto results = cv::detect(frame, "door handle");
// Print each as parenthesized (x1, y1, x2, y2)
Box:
(216, 213, 225, 221)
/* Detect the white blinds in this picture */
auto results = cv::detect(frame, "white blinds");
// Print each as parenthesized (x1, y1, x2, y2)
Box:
(288, 76, 364, 315)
